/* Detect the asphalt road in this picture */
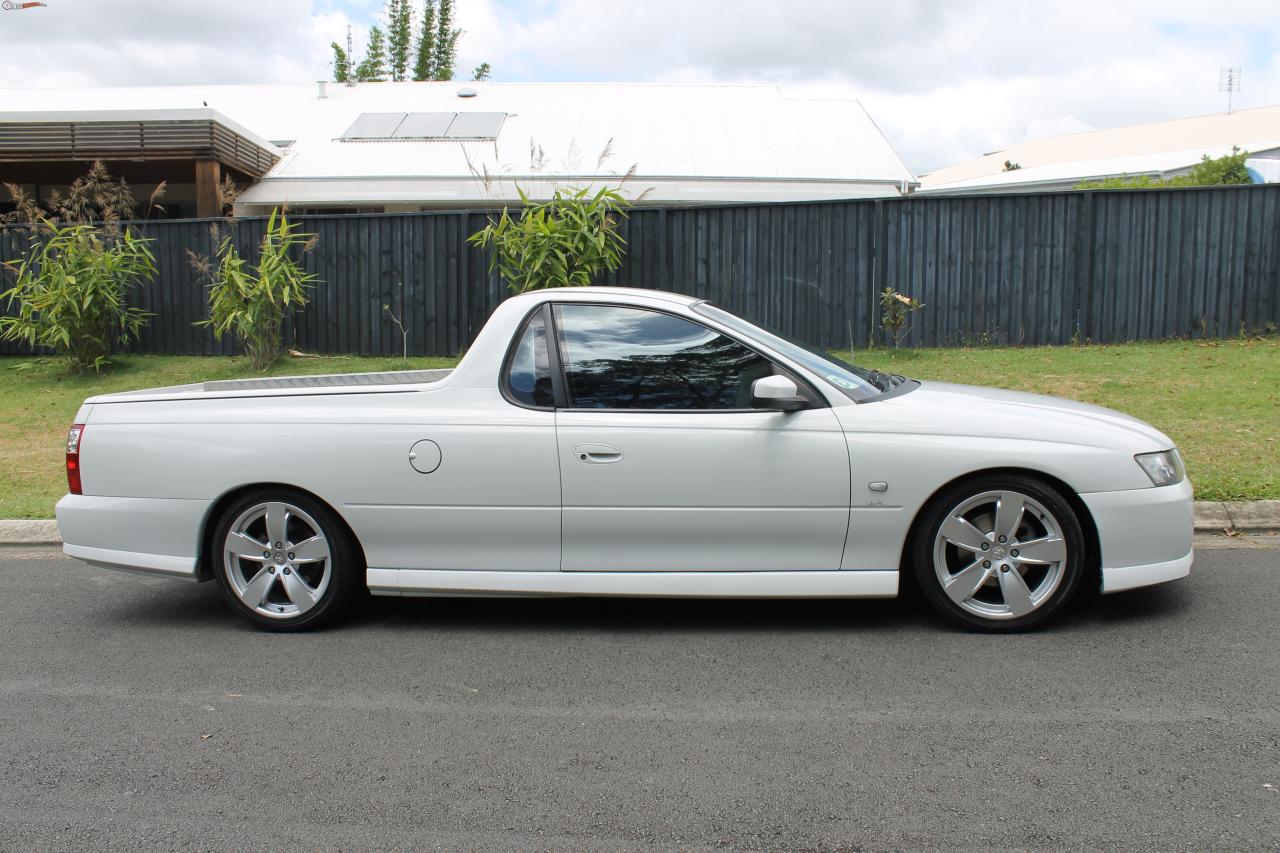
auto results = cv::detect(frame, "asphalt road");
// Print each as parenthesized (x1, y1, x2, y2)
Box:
(1, 542, 1277, 851)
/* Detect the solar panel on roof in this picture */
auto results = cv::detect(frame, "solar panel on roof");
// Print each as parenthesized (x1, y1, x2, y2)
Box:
(340, 112, 407, 139)
(392, 112, 456, 138)
(445, 112, 506, 139)
(340, 111, 506, 141)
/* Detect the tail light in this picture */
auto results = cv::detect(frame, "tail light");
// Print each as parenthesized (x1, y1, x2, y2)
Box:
(66, 424, 85, 495)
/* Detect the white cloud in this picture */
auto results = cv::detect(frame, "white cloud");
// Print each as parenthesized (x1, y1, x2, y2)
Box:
(0, 0, 348, 87)
(457, 0, 1280, 171)
(1, 0, 1277, 172)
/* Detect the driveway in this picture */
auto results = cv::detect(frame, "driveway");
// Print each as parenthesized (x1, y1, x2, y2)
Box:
(1, 540, 1277, 850)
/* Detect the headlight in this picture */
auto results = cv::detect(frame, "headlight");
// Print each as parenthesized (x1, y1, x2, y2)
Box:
(1135, 449, 1185, 486)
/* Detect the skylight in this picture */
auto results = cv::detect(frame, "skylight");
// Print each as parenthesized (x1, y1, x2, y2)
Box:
(339, 112, 506, 141)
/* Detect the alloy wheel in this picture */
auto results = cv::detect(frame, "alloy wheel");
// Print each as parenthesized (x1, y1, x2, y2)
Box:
(222, 501, 333, 620)
(932, 489, 1069, 621)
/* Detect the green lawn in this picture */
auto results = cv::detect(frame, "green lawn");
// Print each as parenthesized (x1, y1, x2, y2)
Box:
(1, 337, 1276, 518)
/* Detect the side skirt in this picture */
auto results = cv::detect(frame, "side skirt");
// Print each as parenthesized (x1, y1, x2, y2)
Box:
(367, 568, 899, 599)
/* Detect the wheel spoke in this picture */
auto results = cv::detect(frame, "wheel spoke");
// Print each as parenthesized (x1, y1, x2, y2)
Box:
(944, 559, 992, 604)
(226, 531, 269, 561)
(241, 566, 276, 608)
(290, 534, 330, 563)
(940, 515, 990, 552)
(998, 567, 1035, 617)
(281, 570, 320, 614)
(994, 493, 1026, 540)
(264, 502, 289, 548)
(1015, 535, 1067, 565)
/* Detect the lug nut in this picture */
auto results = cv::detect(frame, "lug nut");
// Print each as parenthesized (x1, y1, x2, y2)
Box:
(982, 560, 991, 568)
(981, 543, 990, 551)
(1011, 549, 1019, 557)
(288, 552, 295, 560)
(283, 567, 292, 575)
(275, 542, 282, 548)
(1000, 565, 1010, 573)
(262, 551, 270, 558)
(268, 566, 275, 574)
(998, 535, 1007, 543)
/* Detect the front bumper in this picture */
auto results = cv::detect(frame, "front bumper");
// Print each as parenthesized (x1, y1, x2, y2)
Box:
(1080, 478, 1194, 594)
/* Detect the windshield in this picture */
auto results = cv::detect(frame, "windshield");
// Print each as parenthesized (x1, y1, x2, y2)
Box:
(692, 302, 904, 402)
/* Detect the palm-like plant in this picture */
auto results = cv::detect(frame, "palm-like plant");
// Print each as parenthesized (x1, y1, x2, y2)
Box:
(469, 186, 630, 293)
(0, 221, 156, 372)
(195, 210, 319, 371)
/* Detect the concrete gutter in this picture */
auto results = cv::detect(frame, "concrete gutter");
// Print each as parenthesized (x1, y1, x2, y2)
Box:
(2, 501, 1278, 546)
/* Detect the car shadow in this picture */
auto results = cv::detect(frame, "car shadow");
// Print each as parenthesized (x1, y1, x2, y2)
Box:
(87, 573, 1193, 636)
(352, 591, 931, 635)
(1067, 579, 1194, 627)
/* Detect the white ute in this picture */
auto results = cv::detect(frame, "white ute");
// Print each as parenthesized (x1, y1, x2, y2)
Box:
(57, 287, 1193, 631)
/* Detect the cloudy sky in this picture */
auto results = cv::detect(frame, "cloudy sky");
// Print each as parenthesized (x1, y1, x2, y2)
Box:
(0, 0, 1276, 173)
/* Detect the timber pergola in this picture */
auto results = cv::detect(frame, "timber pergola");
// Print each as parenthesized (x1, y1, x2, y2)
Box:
(0, 108, 280, 217)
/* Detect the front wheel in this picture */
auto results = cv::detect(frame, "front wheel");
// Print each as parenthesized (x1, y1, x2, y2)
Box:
(912, 475, 1086, 631)
(211, 489, 362, 631)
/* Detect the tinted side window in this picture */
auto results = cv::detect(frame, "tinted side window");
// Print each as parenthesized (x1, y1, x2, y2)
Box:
(505, 310, 554, 407)
(554, 304, 773, 409)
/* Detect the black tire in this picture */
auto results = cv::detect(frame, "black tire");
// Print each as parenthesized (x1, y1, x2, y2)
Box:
(910, 473, 1086, 632)
(210, 488, 362, 632)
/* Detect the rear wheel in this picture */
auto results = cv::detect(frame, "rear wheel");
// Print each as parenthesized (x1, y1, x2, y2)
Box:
(211, 489, 361, 631)
(912, 475, 1085, 631)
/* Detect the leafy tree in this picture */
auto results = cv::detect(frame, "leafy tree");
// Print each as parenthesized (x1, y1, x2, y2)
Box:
(193, 210, 320, 371)
(330, 41, 352, 83)
(387, 0, 413, 81)
(324, 0, 485, 84)
(412, 0, 436, 81)
(0, 222, 156, 372)
(355, 25, 388, 82)
(1003, 160, 1021, 171)
(468, 186, 631, 293)
(432, 0, 459, 80)
(1075, 147, 1253, 190)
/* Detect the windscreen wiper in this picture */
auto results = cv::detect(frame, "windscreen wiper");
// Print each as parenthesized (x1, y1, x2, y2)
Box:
(863, 368, 893, 392)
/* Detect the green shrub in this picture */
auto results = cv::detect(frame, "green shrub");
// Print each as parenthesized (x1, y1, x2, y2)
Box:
(468, 186, 630, 293)
(0, 221, 156, 372)
(1076, 147, 1253, 190)
(879, 287, 925, 349)
(194, 210, 318, 371)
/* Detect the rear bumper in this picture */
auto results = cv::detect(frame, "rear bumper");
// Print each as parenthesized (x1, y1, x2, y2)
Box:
(55, 494, 205, 580)
(1080, 478, 1195, 594)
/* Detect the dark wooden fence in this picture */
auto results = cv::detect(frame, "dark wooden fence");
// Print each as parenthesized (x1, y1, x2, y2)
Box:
(3, 184, 1278, 357)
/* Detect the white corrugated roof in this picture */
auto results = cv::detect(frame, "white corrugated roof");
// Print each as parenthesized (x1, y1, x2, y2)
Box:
(921, 103, 1280, 192)
(0, 82, 916, 206)
(916, 141, 1280, 195)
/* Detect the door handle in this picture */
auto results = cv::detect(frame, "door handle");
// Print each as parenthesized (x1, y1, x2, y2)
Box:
(573, 443, 624, 464)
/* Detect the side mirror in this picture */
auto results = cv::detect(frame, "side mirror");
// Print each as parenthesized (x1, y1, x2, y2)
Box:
(751, 375, 807, 412)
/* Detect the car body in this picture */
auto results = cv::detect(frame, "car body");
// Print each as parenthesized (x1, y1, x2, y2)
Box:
(56, 286, 1194, 630)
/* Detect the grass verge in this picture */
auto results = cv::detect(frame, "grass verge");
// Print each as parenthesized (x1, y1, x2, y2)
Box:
(1, 336, 1275, 517)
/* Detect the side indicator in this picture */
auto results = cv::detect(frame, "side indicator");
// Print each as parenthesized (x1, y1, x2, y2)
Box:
(66, 423, 85, 495)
